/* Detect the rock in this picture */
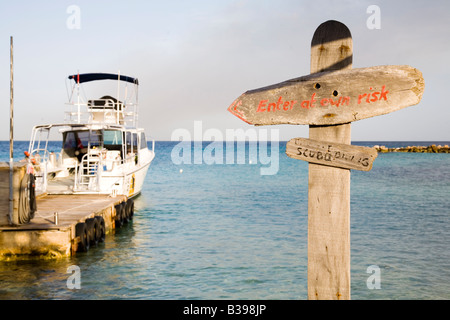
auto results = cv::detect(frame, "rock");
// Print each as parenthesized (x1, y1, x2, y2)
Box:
(372, 144, 450, 153)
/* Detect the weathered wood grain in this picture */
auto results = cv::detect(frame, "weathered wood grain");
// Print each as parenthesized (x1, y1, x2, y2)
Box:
(307, 20, 352, 300)
(228, 65, 424, 126)
(286, 137, 378, 171)
(225, 19, 424, 300)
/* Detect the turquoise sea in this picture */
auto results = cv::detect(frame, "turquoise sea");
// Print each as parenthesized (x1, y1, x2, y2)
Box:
(0, 140, 449, 300)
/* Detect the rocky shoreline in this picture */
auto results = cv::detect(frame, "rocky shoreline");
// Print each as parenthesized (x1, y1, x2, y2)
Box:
(374, 144, 450, 153)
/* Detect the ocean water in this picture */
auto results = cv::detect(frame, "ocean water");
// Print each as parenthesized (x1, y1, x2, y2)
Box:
(0, 140, 449, 300)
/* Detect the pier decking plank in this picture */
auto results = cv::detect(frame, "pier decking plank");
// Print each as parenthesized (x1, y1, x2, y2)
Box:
(0, 194, 127, 260)
(1, 194, 125, 231)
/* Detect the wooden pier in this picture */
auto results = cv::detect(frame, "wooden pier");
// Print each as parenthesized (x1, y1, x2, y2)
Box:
(0, 193, 132, 260)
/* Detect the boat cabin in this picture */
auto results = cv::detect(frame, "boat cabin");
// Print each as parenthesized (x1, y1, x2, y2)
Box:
(27, 72, 155, 197)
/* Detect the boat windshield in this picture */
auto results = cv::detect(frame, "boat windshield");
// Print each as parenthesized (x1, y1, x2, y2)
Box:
(63, 130, 102, 149)
(103, 130, 123, 146)
(60, 128, 144, 162)
(62, 130, 102, 160)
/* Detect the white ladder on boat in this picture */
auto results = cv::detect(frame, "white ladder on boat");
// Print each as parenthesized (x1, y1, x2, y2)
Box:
(77, 154, 101, 191)
(75, 130, 103, 192)
(77, 152, 101, 191)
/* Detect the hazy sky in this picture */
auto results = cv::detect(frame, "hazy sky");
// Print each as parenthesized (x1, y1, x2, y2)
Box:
(0, 0, 449, 141)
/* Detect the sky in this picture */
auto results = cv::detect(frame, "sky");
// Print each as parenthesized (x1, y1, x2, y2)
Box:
(0, 0, 449, 141)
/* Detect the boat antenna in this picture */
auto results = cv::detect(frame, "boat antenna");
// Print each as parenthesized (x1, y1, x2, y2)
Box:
(117, 70, 121, 102)
(76, 69, 81, 123)
(117, 71, 121, 124)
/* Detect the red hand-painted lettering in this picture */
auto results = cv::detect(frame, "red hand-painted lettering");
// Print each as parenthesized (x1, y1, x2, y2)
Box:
(255, 85, 388, 113)
(358, 85, 388, 104)
(257, 97, 297, 113)
(257, 100, 268, 112)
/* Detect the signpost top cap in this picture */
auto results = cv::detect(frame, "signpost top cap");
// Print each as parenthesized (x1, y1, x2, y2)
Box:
(311, 20, 352, 47)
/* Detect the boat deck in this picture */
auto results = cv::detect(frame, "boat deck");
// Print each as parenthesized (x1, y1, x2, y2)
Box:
(46, 177, 76, 194)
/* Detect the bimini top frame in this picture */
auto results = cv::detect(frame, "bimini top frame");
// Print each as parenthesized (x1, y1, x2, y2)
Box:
(65, 72, 139, 127)
(68, 73, 139, 85)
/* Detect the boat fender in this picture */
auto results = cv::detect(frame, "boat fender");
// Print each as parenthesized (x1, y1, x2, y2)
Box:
(94, 216, 106, 242)
(122, 201, 130, 224)
(75, 222, 90, 252)
(114, 203, 124, 228)
(86, 217, 100, 246)
(126, 199, 134, 220)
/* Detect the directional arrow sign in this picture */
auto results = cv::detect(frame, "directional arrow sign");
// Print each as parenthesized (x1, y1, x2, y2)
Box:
(286, 137, 378, 171)
(228, 65, 424, 126)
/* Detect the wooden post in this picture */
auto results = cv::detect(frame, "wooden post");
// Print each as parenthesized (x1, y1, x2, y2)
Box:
(227, 19, 424, 301)
(9, 36, 14, 226)
(307, 20, 352, 300)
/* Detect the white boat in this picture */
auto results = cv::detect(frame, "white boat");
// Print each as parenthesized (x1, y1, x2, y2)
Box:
(27, 72, 155, 199)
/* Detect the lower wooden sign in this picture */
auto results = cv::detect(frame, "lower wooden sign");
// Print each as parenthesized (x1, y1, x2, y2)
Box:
(286, 137, 378, 171)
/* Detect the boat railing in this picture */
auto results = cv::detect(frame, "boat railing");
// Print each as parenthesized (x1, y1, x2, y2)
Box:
(64, 99, 138, 126)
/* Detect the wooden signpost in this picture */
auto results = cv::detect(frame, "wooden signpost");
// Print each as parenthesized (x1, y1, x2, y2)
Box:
(228, 65, 424, 126)
(228, 20, 425, 300)
(285, 138, 378, 172)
